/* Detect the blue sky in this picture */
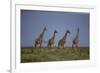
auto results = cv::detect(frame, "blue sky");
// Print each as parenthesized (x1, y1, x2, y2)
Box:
(21, 10, 89, 47)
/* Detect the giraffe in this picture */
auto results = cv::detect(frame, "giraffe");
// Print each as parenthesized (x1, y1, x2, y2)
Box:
(34, 27, 47, 47)
(47, 30, 58, 47)
(72, 28, 79, 48)
(58, 30, 70, 48)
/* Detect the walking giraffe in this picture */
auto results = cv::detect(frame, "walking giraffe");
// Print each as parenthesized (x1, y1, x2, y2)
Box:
(72, 28, 79, 48)
(58, 30, 70, 48)
(34, 27, 47, 47)
(47, 30, 58, 47)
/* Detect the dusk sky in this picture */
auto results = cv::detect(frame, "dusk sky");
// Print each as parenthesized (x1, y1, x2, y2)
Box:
(21, 10, 89, 47)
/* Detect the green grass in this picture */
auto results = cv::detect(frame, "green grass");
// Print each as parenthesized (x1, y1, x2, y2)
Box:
(21, 47, 89, 63)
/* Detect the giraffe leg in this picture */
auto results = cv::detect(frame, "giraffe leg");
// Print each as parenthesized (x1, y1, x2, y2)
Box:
(58, 41, 61, 48)
(49, 44, 51, 48)
(47, 42, 50, 48)
(58, 44, 61, 49)
(34, 42, 37, 47)
(47, 43, 49, 47)
(40, 43, 41, 47)
(58, 45, 60, 48)
(76, 44, 78, 48)
(58, 43, 60, 48)
(72, 43, 74, 48)
(61, 44, 63, 48)
(37, 43, 41, 53)
(63, 45, 65, 49)
(48, 44, 50, 48)
(75, 44, 77, 48)
(49, 43, 51, 48)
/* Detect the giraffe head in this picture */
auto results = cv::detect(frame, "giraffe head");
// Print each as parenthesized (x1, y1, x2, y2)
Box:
(77, 28, 79, 32)
(44, 27, 47, 31)
(67, 30, 71, 34)
(54, 30, 58, 34)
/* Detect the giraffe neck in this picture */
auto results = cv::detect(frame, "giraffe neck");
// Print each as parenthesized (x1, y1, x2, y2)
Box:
(62, 32, 67, 40)
(39, 29, 46, 38)
(75, 30, 79, 39)
(52, 32, 56, 40)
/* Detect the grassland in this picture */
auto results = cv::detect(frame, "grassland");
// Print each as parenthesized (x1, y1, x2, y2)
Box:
(21, 47, 89, 63)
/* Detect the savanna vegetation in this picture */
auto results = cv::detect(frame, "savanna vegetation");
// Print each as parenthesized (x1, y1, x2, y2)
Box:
(21, 47, 89, 63)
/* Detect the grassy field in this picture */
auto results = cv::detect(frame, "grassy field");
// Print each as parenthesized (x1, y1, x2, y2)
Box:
(21, 47, 89, 63)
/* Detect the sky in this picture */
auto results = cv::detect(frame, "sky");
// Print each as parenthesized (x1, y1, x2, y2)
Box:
(21, 10, 89, 47)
